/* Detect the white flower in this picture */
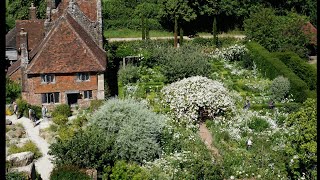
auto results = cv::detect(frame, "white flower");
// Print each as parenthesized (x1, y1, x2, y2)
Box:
(230, 175, 235, 179)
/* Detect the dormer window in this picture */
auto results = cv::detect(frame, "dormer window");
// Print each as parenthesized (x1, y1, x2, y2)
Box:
(41, 74, 55, 83)
(76, 72, 90, 81)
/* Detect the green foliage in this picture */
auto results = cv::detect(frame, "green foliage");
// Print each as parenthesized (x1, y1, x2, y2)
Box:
(6, 78, 21, 104)
(29, 105, 42, 119)
(8, 140, 42, 159)
(52, 115, 68, 126)
(6, 171, 28, 180)
(16, 98, 29, 118)
(91, 98, 166, 163)
(270, 76, 290, 101)
(244, 8, 310, 58)
(49, 127, 114, 169)
(246, 42, 308, 102)
(118, 64, 140, 85)
(51, 104, 72, 117)
(273, 51, 317, 90)
(285, 99, 317, 179)
(157, 45, 211, 83)
(109, 161, 147, 180)
(50, 165, 90, 180)
(89, 100, 104, 113)
(248, 117, 270, 132)
(57, 126, 75, 142)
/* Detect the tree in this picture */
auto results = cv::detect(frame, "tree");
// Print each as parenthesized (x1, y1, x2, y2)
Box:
(159, 0, 197, 47)
(6, 78, 21, 104)
(134, 2, 160, 40)
(285, 98, 317, 179)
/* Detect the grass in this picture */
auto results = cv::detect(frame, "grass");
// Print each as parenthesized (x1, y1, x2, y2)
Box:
(104, 29, 173, 38)
(8, 140, 42, 159)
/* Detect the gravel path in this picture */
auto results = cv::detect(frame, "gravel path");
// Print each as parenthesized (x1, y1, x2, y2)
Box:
(7, 115, 54, 180)
(108, 34, 246, 42)
(198, 122, 222, 162)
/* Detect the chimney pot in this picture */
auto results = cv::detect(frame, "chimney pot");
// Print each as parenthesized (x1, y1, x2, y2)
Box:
(29, 3, 37, 20)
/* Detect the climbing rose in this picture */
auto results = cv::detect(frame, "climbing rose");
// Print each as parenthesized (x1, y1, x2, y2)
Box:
(161, 76, 234, 123)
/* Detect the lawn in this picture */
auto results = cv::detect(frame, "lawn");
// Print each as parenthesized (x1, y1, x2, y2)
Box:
(104, 29, 173, 38)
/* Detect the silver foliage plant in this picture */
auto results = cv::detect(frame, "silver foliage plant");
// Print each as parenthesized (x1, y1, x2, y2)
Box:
(161, 76, 234, 124)
(90, 98, 167, 163)
(270, 76, 291, 101)
(210, 44, 248, 61)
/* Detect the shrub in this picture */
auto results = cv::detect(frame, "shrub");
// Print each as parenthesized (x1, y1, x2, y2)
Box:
(109, 160, 147, 180)
(157, 45, 211, 83)
(8, 140, 42, 159)
(211, 44, 248, 62)
(29, 105, 42, 120)
(51, 104, 72, 117)
(118, 64, 140, 85)
(52, 114, 68, 126)
(6, 171, 28, 180)
(50, 165, 90, 180)
(161, 76, 234, 123)
(6, 78, 21, 104)
(248, 117, 270, 132)
(16, 98, 29, 118)
(91, 98, 166, 163)
(246, 42, 308, 102)
(273, 52, 317, 90)
(270, 76, 290, 101)
(57, 126, 75, 141)
(49, 127, 114, 169)
(89, 100, 104, 112)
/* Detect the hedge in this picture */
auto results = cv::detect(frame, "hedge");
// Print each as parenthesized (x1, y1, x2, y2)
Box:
(272, 51, 317, 90)
(246, 42, 308, 102)
(251, 102, 301, 113)
(104, 18, 163, 30)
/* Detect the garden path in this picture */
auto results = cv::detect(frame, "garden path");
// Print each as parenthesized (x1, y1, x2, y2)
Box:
(7, 115, 54, 180)
(198, 122, 222, 162)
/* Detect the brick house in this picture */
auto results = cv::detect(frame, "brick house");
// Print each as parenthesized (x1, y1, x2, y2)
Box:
(6, 0, 106, 109)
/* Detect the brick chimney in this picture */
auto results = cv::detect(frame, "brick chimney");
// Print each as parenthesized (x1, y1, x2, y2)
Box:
(19, 28, 29, 92)
(19, 28, 29, 67)
(29, 3, 37, 20)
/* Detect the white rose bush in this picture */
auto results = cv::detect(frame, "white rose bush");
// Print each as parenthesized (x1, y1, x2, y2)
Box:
(210, 44, 248, 62)
(161, 76, 234, 124)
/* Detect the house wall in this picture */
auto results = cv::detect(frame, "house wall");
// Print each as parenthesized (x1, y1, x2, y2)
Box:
(22, 72, 100, 109)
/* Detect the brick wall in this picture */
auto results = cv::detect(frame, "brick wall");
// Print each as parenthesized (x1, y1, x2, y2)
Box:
(22, 72, 99, 108)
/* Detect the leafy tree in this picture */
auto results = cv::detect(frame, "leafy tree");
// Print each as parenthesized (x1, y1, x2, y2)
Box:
(244, 8, 310, 58)
(285, 98, 317, 179)
(6, 78, 21, 104)
(159, 0, 197, 47)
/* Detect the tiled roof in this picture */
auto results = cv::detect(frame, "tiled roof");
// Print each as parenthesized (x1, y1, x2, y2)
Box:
(6, 27, 16, 48)
(26, 13, 106, 74)
(16, 20, 45, 51)
(76, 0, 97, 21)
(6, 60, 21, 77)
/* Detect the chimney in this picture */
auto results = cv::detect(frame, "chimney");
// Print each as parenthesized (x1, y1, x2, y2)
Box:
(47, 0, 57, 9)
(29, 3, 37, 20)
(20, 28, 29, 67)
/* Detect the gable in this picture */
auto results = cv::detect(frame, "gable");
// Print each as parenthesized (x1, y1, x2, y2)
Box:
(27, 15, 105, 74)
(16, 20, 45, 51)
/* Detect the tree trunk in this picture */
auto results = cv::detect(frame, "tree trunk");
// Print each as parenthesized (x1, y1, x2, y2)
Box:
(212, 15, 218, 46)
(174, 16, 178, 48)
(146, 18, 150, 40)
(179, 26, 183, 46)
(142, 16, 146, 40)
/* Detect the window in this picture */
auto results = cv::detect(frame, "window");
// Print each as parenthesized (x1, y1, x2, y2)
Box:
(83, 90, 92, 99)
(76, 73, 90, 81)
(41, 74, 55, 83)
(41, 92, 59, 104)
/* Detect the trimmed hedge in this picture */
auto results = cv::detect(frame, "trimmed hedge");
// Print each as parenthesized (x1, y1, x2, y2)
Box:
(272, 51, 317, 90)
(246, 42, 308, 102)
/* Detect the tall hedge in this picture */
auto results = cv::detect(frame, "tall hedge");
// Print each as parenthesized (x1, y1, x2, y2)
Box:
(272, 52, 317, 90)
(246, 42, 308, 102)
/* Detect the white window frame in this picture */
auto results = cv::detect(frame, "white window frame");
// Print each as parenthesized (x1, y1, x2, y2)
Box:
(83, 90, 93, 99)
(41, 92, 60, 104)
(76, 72, 90, 82)
(41, 74, 55, 84)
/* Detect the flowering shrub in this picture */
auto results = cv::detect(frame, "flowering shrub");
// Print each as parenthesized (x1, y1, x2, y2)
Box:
(161, 76, 234, 124)
(270, 76, 290, 101)
(210, 44, 248, 61)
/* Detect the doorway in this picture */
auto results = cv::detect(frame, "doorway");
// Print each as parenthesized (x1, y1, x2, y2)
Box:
(67, 93, 79, 106)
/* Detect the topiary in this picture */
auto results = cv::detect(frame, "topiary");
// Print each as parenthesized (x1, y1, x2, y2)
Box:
(270, 76, 290, 101)
(50, 165, 90, 180)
